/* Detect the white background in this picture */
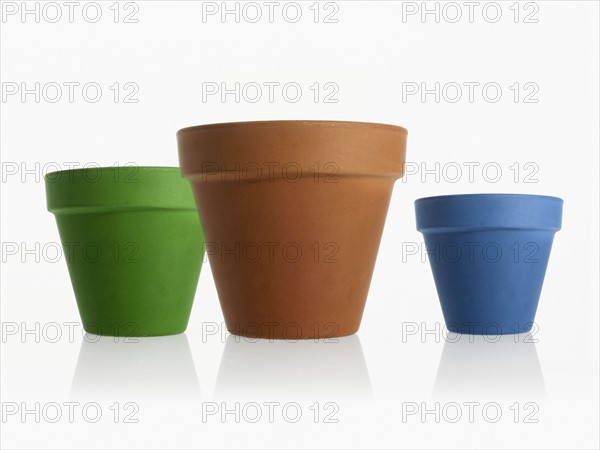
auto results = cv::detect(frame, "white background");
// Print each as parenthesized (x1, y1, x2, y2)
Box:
(1, 1, 599, 448)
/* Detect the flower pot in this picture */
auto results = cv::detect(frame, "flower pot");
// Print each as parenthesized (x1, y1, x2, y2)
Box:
(178, 121, 407, 339)
(45, 167, 204, 337)
(415, 194, 563, 335)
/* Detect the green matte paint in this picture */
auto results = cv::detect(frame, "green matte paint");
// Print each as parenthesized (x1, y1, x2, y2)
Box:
(45, 167, 204, 337)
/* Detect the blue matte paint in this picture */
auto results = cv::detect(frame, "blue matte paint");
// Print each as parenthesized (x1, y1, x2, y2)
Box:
(415, 194, 563, 335)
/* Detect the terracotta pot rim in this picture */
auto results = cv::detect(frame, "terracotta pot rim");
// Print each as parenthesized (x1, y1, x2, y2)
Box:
(177, 120, 408, 136)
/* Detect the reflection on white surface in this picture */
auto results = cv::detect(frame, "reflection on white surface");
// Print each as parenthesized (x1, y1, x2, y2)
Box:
(214, 334, 372, 400)
(70, 333, 200, 400)
(433, 333, 546, 400)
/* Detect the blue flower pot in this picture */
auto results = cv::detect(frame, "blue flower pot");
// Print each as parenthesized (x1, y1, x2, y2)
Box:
(415, 194, 563, 335)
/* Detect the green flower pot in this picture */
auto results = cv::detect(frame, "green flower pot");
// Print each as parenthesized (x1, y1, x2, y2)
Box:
(45, 166, 204, 337)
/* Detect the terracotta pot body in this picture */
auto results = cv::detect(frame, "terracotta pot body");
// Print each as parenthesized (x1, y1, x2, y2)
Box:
(178, 121, 407, 338)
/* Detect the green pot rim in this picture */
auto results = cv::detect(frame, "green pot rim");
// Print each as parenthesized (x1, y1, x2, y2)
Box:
(45, 166, 197, 214)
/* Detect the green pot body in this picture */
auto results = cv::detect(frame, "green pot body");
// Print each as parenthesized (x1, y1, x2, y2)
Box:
(45, 167, 204, 337)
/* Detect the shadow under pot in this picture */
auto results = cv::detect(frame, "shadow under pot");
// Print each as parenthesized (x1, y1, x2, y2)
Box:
(178, 120, 408, 339)
(415, 194, 563, 335)
(45, 167, 204, 337)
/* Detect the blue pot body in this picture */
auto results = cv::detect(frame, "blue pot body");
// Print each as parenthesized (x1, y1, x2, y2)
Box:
(415, 194, 563, 334)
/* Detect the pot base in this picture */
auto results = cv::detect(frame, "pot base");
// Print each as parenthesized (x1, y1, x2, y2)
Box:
(82, 324, 188, 337)
(224, 322, 360, 340)
(445, 322, 535, 335)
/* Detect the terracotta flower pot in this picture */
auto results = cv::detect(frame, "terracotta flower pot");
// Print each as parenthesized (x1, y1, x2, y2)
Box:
(45, 167, 204, 337)
(178, 121, 407, 339)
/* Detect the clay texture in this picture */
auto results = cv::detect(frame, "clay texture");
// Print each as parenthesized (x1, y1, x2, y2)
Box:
(178, 121, 407, 339)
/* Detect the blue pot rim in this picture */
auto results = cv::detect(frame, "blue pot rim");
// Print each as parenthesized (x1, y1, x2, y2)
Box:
(415, 193, 563, 204)
(415, 193, 563, 232)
